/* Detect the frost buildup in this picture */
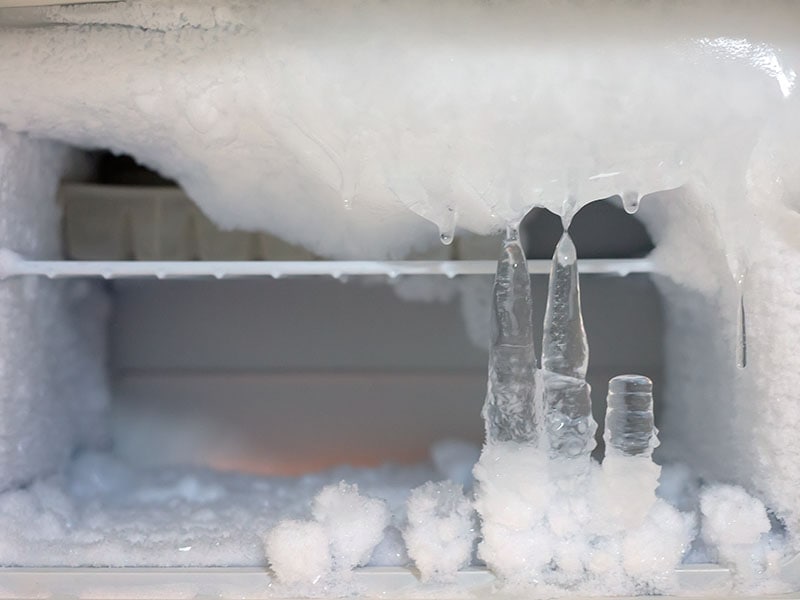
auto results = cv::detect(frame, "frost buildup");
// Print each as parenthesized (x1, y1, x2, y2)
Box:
(403, 481, 476, 582)
(265, 482, 390, 585)
(474, 224, 694, 594)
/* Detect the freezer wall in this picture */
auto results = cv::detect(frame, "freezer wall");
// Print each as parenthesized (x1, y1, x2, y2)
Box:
(643, 167, 800, 536)
(0, 128, 109, 490)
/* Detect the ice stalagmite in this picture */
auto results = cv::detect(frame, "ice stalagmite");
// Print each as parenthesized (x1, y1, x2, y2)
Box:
(482, 226, 539, 444)
(604, 375, 658, 458)
(542, 232, 597, 458)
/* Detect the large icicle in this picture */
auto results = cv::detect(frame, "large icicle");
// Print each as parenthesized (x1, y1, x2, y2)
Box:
(482, 226, 539, 444)
(541, 231, 597, 458)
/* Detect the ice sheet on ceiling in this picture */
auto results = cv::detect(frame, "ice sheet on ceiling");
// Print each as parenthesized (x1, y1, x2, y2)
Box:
(0, 0, 796, 258)
(0, 128, 109, 490)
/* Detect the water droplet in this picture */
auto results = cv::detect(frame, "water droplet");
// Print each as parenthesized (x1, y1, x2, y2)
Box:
(621, 191, 641, 215)
(438, 208, 457, 246)
(505, 223, 520, 242)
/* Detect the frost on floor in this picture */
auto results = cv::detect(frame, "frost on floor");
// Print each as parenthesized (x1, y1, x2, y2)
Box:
(0, 451, 435, 568)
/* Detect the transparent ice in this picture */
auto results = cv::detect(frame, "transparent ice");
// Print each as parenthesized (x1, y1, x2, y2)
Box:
(482, 226, 539, 444)
(603, 374, 658, 458)
(542, 231, 597, 458)
(621, 190, 641, 215)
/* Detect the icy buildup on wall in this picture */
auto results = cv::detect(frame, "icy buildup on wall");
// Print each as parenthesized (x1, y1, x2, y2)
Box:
(0, 128, 109, 491)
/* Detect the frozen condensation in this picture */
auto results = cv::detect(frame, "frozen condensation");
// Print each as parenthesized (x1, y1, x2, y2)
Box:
(541, 232, 596, 458)
(604, 375, 658, 458)
(0, 451, 437, 568)
(0, 128, 109, 491)
(700, 484, 781, 583)
(0, 0, 798, 595)
(0, 1, 793, 257)
(265, 520, 332, 585)
(482, 227, 539, 444)
(403, 481, 476, 582)
(311, 482, 391, 572)
(266, 482, 392, 583)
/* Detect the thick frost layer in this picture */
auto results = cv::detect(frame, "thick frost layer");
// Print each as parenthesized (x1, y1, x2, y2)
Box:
(473, 443, 695, 595)
(0, 452, 434, 568)
(0, 128, 109, 490)
(699, 484, 783, 584)
(0, 1, 796, 257)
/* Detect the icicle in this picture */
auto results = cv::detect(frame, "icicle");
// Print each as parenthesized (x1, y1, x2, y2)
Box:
(542, 231, 597, 458)
(482, 223, 539, 444)
(604, 375, 658, 458)
(600, 374, 661, 530)
(621, 191, 641, 215)
(737, 290, 747, 369)
(439, 207, 457, 245)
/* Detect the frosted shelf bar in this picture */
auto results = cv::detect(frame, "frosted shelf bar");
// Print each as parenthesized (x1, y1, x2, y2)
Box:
(0, 565, 743, 600)
(0, 251, 653, 280)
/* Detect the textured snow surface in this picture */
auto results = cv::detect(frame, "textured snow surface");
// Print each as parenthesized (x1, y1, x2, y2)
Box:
(0, 452, 435, 567)
(0, 0, 797, 258)
(0, 128, 109, 491)
(473, 443, 698, 596)
(699, 484, 783, 585)
(403, 481, 476, 582)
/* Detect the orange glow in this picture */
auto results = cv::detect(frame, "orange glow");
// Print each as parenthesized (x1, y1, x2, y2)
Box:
(207, 447, 431, 477)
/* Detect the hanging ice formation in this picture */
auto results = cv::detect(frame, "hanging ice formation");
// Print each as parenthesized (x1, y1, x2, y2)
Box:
(541, 230, 597, 458)
(482, 224, 540, 444)
(736, 273, 747, 369)
(482, 219, 596, 456)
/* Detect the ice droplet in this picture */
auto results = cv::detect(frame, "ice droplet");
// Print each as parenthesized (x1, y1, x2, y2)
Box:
(438, 208, 457, 245)
(621, 191, 641, 215)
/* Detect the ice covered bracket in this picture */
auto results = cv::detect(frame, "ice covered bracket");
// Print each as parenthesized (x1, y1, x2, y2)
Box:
(0, 0, 798, 597)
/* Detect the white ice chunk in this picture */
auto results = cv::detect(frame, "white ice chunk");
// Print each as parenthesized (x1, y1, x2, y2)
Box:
(264, 520, 331, 585)
(403, 481, 476, 582)
(312, 481, 390, 571)
(700, 484, 772, 580)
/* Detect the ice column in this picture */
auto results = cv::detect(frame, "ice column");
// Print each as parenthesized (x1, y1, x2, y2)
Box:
(604, 375, 658, 458)
(541, 231, 597, 458)
(601, 375, 661, 529)
(482, 225, 539, 444)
